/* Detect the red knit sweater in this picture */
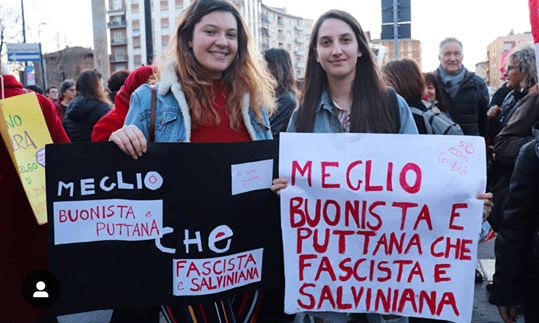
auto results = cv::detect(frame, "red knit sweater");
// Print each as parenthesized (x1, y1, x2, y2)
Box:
(191, 81, 251, 143)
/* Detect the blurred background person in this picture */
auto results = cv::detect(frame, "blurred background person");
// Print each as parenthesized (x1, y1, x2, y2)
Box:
(63, 69, 112, 142)
(487, 50, 514, 122)
(263, 48, 298, 137)
(107, 69, 131, 103)
(489, 120, 539, 322)
(382, 58, 430, 134)
(423, 72, 451, 115)
(45, 85, 59, 102)
(25, 84, 43, 94)
(92, 65, 156, 142)
(487, 46, 538, 233)
(54, 80, 76, 120)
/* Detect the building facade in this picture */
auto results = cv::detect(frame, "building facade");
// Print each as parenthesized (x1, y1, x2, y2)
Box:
(485, 32, 533, 89)
(370, 38, 422, 69)
(260, 5, 313, 79)
(41, 47, 95, 88)
(107, 0, 272, 73)
(107, 0, 188, 72)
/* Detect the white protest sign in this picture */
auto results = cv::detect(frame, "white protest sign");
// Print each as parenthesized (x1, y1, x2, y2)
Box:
(231, 159, 274, 195)
(53, 199, 163, 244)
(279, 133, 486, 323)
(173, 248, 264, 295)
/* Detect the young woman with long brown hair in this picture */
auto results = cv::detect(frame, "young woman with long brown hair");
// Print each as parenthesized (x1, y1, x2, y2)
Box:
(109, 0, 275, 322)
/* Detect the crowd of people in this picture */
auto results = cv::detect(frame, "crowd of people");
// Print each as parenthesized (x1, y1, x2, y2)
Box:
(2, 0, 538, 322)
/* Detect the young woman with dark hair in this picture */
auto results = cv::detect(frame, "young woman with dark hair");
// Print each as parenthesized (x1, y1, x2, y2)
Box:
(109, 0, 276, 322)
(271, 10, 492, 323)
(382, 58, 430, 134)
(271, 9, 417, 323)
(263, 48, 298, 136)
(62, 69, 112, 142)
(423, 72, 450, 113)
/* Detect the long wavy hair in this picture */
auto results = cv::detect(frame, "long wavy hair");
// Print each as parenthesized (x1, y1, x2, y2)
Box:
(75, 70, 112, 106)
(263, 48, 298, 97)
(155, 0, 275, 129)
(295, 10, 397, 133)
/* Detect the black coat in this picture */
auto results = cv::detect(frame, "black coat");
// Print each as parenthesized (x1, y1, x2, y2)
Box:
(435, 68, 489, 137)
(63, 96, 111, 142)
(489, 123, 539, 307)
(270, 91, 297, 137)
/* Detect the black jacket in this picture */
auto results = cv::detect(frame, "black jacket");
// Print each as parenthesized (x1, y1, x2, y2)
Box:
(269, 91, 297, 137)
(435, 68, 489, 137)
(489, 123, 539, 306)
(63, 96, 111, 142)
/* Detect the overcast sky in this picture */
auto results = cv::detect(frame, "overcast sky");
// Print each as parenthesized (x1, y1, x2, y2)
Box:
(5, 0, 533, 72)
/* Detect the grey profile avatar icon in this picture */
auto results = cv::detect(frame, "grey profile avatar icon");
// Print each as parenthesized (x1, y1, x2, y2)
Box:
(33, 281, 49, 298)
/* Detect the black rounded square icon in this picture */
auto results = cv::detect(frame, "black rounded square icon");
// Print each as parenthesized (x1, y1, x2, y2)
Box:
(21, 270, 61, 309)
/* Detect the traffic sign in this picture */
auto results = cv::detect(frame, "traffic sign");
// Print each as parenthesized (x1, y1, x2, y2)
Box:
(6, 43, 41, 62)
(8, 53, 41, 62)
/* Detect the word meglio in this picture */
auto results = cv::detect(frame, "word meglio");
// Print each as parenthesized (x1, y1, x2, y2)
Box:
(291, 160, 422, 194)
(57, 171, 164, 197)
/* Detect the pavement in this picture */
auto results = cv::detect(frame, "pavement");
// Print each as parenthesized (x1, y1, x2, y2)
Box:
(56, 238, 512, 323)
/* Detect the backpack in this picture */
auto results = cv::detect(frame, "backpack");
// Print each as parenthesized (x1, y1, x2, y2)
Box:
(409, 102, 463, 135)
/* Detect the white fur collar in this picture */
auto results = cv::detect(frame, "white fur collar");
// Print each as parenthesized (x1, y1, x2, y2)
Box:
(158, 61, 258, 141)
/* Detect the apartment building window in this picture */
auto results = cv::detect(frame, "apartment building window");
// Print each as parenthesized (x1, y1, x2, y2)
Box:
(175, 0, 183, 8)
(287, 44, 292, 52)
(133, 36, 141, 48)
(286, 18, 291, 25)
(113, 30, 124, 44)
(162, 35, 170, 46)
(286, 31, 291, 39)
(134, 55, 142, 65)
(131, 3, 139, 13)
(112, 0, 122, 10)
(115, 48, 125, 61)
(161, 0, 168, 10)
(132, 20, 140, 29)
(277, 16, 283, 25)
(161, 18, 169, 28)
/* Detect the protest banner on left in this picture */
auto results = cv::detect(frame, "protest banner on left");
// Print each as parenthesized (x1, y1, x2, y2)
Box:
(279, 133, 486, 323)
(0, 92, 52, 224)
(46, 141, 282, 315)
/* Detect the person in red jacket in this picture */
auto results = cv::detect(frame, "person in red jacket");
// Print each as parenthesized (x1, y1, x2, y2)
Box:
(92, 65, 156, 142)
(0, 58, 70, 322)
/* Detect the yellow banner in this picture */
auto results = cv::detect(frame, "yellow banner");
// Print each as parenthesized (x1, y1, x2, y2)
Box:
(0, 92, 53, 225)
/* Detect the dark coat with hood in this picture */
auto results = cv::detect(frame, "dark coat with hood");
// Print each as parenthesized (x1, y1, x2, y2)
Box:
(63, 95, 111, 142)
(435, 67, 489, 137)
(489, 121, 539, 319)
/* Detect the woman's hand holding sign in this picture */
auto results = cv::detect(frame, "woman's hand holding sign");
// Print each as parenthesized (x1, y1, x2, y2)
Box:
(110, 125, 147, 160)
(271, 177, 288, 195)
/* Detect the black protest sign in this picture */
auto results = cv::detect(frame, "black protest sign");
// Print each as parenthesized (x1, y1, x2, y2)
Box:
(46, 141, 282, 315)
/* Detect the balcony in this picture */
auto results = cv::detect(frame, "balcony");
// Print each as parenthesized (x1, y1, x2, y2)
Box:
(295, 62, 305, 68)
(294, 37, 304, 43)
(108, 7, 126, 16)
(294, 25, 304, 31)
(110, 55, 128, 63)
(111, 38, 127, 46)
(108, 20, 127, 29)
